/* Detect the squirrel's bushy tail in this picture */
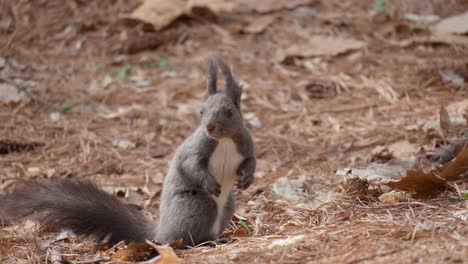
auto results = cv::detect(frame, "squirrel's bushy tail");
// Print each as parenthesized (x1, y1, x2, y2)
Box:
(0, 177, 155, 245)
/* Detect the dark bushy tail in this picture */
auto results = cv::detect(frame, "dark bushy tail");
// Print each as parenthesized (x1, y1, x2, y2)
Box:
(0, 177, 155, 245)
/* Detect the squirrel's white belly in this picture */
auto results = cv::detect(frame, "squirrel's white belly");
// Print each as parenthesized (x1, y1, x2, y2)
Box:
(208, 138, 243, 236)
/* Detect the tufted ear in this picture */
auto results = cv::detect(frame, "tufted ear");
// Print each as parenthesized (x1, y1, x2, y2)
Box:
(206, 58, 218, 96)
(218, 59, 242, 110)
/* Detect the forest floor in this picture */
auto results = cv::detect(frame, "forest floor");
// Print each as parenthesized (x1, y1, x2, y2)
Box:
(0, 0, 467, 263)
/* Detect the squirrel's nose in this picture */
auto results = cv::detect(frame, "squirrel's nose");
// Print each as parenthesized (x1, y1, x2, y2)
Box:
(206, 124, 215, 134)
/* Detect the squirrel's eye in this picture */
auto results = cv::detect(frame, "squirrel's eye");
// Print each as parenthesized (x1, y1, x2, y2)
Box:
(225, 108, 233, 117)
(200, 110, 204, 116)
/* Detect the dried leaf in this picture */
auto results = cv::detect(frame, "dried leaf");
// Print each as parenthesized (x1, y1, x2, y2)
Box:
(111, 242, 158, 262)
(276, 36, 366, 63)
(431, 11, 468, 35)
(272, 176, 305, 202)
(123, 0, 236, 31)
(436, 145, 468, 179)
(233, 225, 250, 237)
(146, 240, 180, 264)
(337, 160, 414, 185)
(168, 239, 183, 248)
(123, 0, 185, 31)
(387, 169, 450, 199)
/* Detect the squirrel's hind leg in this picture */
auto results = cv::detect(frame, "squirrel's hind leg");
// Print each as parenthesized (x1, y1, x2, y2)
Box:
(156, 190, 218, 247)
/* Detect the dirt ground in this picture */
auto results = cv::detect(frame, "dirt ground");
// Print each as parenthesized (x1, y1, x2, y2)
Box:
(0, 0, 467, 263)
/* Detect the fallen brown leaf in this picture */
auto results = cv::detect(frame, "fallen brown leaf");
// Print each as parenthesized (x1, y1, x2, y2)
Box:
(111, 242, 158, 262)
(233, 226, 250, 237)
(124, 0, 185, 31)
(276, 36, 366, 63)
(387, 169, 450, 199)
(146, 240, 180, 264)
(437, 145, 468, 179)
(123, 0, 236, 31)
(168, 239, 183, 248)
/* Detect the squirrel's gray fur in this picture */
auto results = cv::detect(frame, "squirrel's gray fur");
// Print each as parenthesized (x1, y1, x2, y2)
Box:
(0, 58, 255, 248)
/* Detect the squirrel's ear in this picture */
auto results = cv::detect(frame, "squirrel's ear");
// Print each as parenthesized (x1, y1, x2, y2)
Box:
(206, 59, 217, 96)
(218, 59, 242, 109)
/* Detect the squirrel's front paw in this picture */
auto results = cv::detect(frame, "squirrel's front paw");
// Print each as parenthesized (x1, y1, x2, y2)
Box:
(236, 169, 253, 190)
(203, 177, 221, 197)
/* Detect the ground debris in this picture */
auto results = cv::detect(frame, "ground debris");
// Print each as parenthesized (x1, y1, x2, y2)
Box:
(99, 240, 179, 263)
(387, 169, 451, 199)
(276, 36, 366, 63)
(240, 0, 312, 13)
(124, 29, 183, 54)
(431, 11, 468, 35)
(0, 140, 43, 155)
(378, 190, 410, 204)
(122, 0, 236, 31)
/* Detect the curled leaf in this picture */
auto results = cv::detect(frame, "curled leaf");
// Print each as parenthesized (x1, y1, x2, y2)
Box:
(387, 169, 451, 199)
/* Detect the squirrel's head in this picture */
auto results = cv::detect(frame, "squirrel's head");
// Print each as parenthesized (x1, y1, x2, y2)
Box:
(200, 58, 243, 140)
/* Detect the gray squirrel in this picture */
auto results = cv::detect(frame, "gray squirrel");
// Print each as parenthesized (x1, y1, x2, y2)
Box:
(0, 58, 256, 247)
